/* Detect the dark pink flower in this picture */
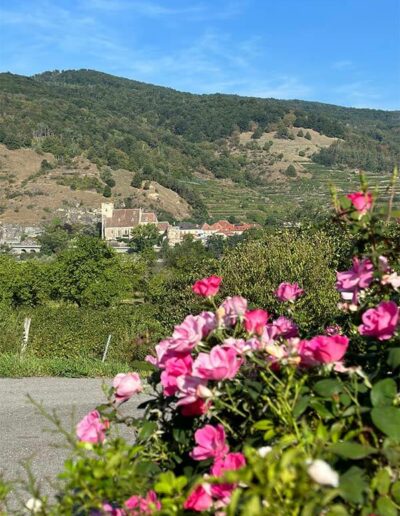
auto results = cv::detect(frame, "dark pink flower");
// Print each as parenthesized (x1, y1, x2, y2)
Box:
(125, 490, 161, 515)
(346, 191, 373, 215)
(113, 373, 142, 403)
(358, 300, 399, 341)
(244, 309, 269, 335)
(336, 257, 374, 303)
(76, 410, 109, 444)
(298, 335, 349, 366)
(180, 398, 210, 417)
(211, 452, 246, 502)
(190, 424, 229, 461)
(160, 355, 193, 396)
(193, 345, 242, 380)
(274, 282, 304, 302)
(192, 275, 222, 297)
(183, 484, 213, 512)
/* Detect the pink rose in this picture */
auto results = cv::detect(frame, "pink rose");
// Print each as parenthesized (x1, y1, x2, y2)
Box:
(193, 345, 242, 381)
(346, 191, 373, 215)
(336, 257, 374, 303)
(190, 424, 229, 461)
(244, 309, 269, 335)
(125, 490, 161, 515)
(172, 314, 206, 350)
(192, 275, 222, 297)
(160, 355, 193, 396)
(298, 335, 349, 366)
(76, 410, 109, 444)
(113, 373, 142, 403)
(220, 296, 248, 326)
(274, 282, 304, 302)
(198, 311, 217, 337)
(175, 375, 209, 406)
(184, 483, 213, 512)
(358, 300, 399, 341)
(211, 452, 246, 502)
(102, 503, 125, 515)
(272, 316, 299, 338)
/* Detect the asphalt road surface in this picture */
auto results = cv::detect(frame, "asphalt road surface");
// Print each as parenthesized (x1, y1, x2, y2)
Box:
(0, 378, 148, 513)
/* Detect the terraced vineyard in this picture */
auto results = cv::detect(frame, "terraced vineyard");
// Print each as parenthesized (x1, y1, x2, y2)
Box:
(188, 164, 400, 222)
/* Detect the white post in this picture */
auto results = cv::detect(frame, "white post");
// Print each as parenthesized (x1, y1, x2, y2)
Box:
(21, 317, 31, 356)
(102, 334, 112, 363)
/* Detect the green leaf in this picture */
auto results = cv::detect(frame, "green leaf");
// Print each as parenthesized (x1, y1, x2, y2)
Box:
(387, 348, 400, 369)
(340, 466, 367, 504)
(376, 497, 398, 516)
(392, 481, 400, 503)
(138, 421, 157, 441)
(374, 468, 391, 495)
(314, 379, 343, 397)
(371, 379, 397, 407)
(330, 442, 376, 459)
(310, 399, 333, 419)
(293, 395, 310, 418)
(371, 407, 400, 440)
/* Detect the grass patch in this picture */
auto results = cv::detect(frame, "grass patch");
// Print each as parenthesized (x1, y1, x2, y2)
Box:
(0, 354, 153, 378)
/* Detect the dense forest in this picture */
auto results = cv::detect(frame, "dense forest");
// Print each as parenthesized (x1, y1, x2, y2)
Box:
(0, 69, 399, 216)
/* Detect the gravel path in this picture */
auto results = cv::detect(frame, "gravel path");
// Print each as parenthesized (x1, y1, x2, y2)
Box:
(0, 378, 148, 513)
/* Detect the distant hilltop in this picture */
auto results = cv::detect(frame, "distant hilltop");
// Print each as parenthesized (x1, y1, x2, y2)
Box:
(0, 70, 399, 225)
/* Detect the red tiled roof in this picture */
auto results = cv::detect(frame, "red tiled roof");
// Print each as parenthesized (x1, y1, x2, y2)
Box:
(141, 212, 158, 223)
(157, 222, 170, 232)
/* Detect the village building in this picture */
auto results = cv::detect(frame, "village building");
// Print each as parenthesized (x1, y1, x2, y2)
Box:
(101, 203, 168, 241)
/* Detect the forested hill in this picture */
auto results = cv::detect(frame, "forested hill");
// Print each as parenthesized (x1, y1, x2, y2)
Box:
(0, 69, 399, 222)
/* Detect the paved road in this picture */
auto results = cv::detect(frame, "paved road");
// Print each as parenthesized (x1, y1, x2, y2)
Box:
(0, 378, 148, 513)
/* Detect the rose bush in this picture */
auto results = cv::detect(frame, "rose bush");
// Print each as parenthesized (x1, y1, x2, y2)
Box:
(15, 173, 400, 515)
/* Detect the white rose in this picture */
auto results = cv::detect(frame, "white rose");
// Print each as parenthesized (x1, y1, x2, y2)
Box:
(257, 446, 272, 458)
(25, 497, 43, 513)
(307, 459, 339, 487)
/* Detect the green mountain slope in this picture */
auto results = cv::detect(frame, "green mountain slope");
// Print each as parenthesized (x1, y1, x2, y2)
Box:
(0, 69, 399, 222)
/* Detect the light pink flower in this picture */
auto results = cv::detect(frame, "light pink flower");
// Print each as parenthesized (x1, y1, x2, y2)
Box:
(382, 272, 400, 290)
(176, 375, 208, 406)
(184, 483, 213, 512)
(192, 275, 222, 297)
(102, 503, 125, 515)
(324, 324, 342, 336)
(190, 424, 229, 461)
(274, 282, 304, 302)
(298, 335, 349, 366)
(198, 311, 217, 337)
(346, 191, 373, 215)
(244, 309, 269, 335)
(125, 490, 161, 515)
(222, 338, 251, 354)
(172, 315, 206, 349)
(113, 373, 142, 403)
(211, 452, 246, 502)
(160, 355, 193, 396)
(193, 346, 242, 381)
(220, 296, 248, 326)
(76, 410, 109, 444)
(358, 300, 399, 341)
(145, 339, 176, 368)
(272, 316, 299, 338)
(336, 257, 374, 303)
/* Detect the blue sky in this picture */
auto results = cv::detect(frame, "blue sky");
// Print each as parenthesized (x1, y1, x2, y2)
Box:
(1, 0, 399, 109)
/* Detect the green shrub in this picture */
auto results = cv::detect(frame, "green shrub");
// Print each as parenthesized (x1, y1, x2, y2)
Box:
(219, 230, 340, 333)
(285, 164, 297, 177)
